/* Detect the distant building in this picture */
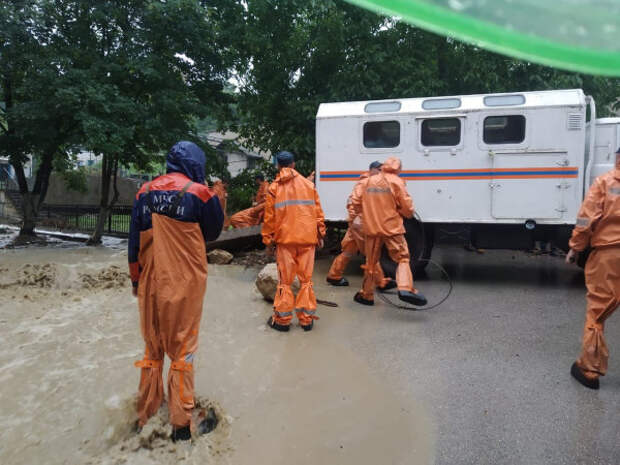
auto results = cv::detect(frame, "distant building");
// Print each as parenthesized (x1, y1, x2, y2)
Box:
(74, 151, 101, 168)
(205, 131, 271, 177)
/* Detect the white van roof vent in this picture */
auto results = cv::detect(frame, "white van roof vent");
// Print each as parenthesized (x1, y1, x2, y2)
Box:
(567, 113, 583, 130)
(422, 98, 461, 110)
(483, 94, 525, 106)
(364, 101, 401, 113)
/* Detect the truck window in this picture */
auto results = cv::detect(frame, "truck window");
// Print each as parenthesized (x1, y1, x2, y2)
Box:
(483, 115, 525, 144)
(363, 121, 400, 148)
(421, 118, 461, 146)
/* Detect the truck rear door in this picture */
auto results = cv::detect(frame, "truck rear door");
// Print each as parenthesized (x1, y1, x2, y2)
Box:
(482, 113, 573, 220)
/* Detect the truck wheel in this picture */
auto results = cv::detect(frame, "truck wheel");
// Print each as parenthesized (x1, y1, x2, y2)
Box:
(379, 218, 433, 279)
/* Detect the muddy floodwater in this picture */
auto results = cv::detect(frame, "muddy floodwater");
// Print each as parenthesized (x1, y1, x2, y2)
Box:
(0, 240, 434, 465)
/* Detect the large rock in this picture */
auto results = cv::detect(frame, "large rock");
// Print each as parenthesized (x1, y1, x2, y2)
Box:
(255, 262, 300, 302)
(207, 249, 234, 265)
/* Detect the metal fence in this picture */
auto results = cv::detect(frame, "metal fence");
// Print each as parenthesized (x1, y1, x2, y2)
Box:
(38, 204, 132, 236)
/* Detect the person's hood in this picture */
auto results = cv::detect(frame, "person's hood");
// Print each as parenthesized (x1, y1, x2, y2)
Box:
(166, 141, 206, 183)
(381, 157, 402, 174)
(276, 167, 297, 183)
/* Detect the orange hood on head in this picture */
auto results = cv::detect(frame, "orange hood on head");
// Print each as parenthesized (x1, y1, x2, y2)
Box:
(276, 167, 297, 183)
(382, 157, 402, 174)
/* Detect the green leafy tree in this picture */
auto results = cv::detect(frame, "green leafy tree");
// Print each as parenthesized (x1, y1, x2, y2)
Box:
(37, 0, 232, 244)
(0, 1, 80, 236)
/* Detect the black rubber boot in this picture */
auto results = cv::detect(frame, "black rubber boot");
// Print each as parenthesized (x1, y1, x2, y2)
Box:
(301, 320, 314, 332)
(354, 292, 374, 306)
(197, 408, 219, 435)
(267, 316, 290, 332)
(571, 362, 600, 390)
(327, 277, 349, 286)
(378, 279, 397, 292)
(398, 290, 428, 306)
(171, 424, 191, 442)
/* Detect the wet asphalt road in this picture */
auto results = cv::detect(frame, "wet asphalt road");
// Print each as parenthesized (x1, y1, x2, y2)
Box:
(314, 245, 619, 465)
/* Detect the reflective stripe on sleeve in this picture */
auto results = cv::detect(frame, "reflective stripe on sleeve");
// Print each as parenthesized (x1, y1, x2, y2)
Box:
(576, 217, 591, 227)
(274, 199, 315, 209)
(609, 186, 620, 195)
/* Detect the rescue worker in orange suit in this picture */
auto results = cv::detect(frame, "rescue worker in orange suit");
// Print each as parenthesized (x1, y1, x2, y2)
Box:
(326, 161, 396, 292)
(351, 156, 427, 307)
(566, 147, 620, 390)
(128, 141, 224, 441)
(262, 151, 326, 332)
(230, 174, 270, 228)
(211, 180, 229, 227)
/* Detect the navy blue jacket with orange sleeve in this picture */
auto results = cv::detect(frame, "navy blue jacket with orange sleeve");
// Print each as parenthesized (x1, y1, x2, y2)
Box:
(128, 141, 224, 286)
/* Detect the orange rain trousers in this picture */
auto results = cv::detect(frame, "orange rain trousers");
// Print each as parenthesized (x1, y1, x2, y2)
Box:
(327, 225, 389, 286)
(360, 234, 414, 301)
(576, 247, 620, 378)
(135, 214, 207, 428)
(273, 244, 317, 326)
(230, 204, 265, 228)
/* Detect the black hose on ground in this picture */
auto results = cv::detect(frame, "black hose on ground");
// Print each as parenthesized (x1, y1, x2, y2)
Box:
(377, 258, 453, 311)
(377, 212, 454, 311)
(316, 298, 339, 308)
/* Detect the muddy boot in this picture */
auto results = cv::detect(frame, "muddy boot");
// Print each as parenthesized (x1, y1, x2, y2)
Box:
(267, 316, 290, 332)
(171, 424, 191, 442)
(378, 279, 397, 292)
(301, 320, 314, 332)
(570, 362, 600, 390)
(398, 290, 427, 306)
(354, 292, 374, 306)
(197, 408, 218, 435)
(327, 277, 349, 286)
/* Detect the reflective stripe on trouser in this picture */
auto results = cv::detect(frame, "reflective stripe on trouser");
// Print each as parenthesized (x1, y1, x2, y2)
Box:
(327, 227, 389, 286)
(274, 244, 317, 326)
(136, 214, 207, 428)
(576, 247, 620, 377)
(361, 234, 413, 301)
(230, 204, 264, 228)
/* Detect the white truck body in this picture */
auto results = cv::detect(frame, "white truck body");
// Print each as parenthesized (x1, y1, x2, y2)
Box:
(316, 89, 619, 229)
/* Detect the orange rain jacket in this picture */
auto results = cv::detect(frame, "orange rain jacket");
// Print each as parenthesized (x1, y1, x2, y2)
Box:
(262, 167, 326, 246)
(254, 180, 269, 206)
(347, 173, 368, 223)
(211, 181, 227, 215)
(229, 180, 271, 229)
(351, 157, 414, 236)
(569, 168, 620, 251)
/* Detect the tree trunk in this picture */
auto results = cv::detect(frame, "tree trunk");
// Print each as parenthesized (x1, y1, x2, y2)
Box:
(20, 193, 37, 236)
(88, 154, 118, 245)
(11, 149, 55, 238)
